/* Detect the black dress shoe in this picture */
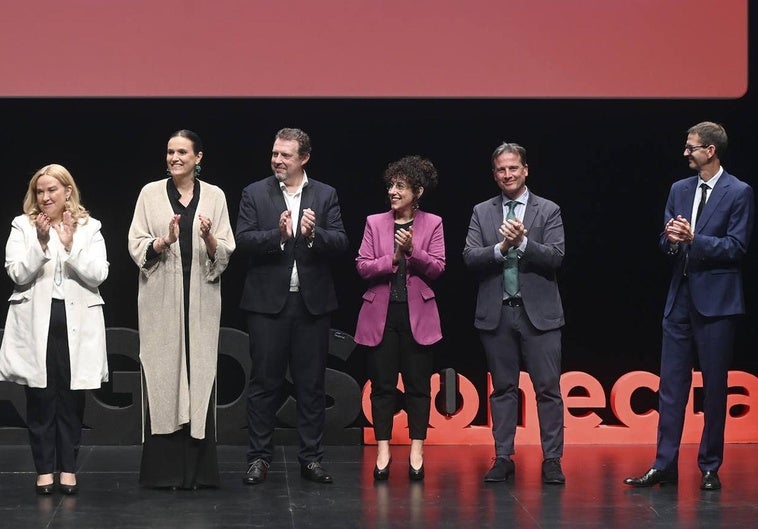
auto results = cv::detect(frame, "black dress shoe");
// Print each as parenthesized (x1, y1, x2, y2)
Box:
(623, 468, 678, 487)
(59, 483, 79, 495)
(701, 471, 721, 490)
(408, 460, 424, 481)
(243, 459, 269, 485)
(35, 483, 54, 495)
(542, 458, 566, 484)
(301, 462, 333, 483)
(484, 457, 515, 482)
(373, 458, 391, 481)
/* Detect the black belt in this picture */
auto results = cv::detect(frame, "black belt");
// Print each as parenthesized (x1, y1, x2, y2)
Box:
(503, 297, 523, 307)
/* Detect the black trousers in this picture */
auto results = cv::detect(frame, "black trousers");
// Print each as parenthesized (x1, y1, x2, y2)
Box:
(367, 302, 433, 441)
(245, 292, 330, 466)
(25, 299, 85, 474)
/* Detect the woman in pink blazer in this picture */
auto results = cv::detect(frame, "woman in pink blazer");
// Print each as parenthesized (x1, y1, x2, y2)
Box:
(354, 155, 445, 481)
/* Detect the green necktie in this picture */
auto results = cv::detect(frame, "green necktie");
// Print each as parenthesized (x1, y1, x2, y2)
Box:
(503, 201, 520, 297)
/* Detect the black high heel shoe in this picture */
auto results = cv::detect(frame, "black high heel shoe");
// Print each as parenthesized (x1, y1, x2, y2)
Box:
(373, 457, 391, 481)
(409, 459, 424, 481)
(58, 483, 79, 495)
(35, 482, 54, 495)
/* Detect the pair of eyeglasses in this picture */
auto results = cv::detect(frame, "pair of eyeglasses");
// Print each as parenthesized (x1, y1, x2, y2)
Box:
(684, 144, 710, 154)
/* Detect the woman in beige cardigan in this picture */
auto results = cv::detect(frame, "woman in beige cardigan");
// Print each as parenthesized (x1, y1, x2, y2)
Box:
(127, 130, 235, 489)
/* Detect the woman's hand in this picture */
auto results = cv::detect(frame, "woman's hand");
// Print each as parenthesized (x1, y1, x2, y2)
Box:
(198, 214, 217, 258)
(51, 211, 75, 252)
(165, 214, 181, 245)
(35, 213, 51, 250)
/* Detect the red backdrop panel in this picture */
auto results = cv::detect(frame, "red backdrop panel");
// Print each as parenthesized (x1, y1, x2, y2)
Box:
(0, 0, 746, 97)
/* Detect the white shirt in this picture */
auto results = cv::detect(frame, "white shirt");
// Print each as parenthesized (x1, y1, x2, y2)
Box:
(280, 172, 310, 291)
(691, 166, 723, 232)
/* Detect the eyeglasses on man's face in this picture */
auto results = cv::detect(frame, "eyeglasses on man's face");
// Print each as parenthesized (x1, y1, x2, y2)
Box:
(684, 144, 710, 154)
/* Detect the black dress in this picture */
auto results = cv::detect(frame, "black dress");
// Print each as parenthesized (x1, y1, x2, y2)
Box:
(138, 178, 220, 489)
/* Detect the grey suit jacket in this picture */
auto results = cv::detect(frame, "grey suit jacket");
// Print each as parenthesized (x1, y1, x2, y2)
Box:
(463, 190, 565, 332)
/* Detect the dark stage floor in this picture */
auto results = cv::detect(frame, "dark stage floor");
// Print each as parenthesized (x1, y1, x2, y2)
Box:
(1, 443, 756, 529)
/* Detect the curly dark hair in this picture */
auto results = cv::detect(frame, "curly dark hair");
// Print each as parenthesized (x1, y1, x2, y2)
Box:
(383, 155, 438, 207)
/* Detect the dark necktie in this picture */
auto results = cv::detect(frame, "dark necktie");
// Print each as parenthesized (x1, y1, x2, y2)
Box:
(684, 183, 709, 277)
(503, 201, 519, 297)
(694, 183, 709, 226)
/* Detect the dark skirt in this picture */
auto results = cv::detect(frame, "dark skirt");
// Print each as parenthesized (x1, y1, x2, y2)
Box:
(138, 392, 220, 489)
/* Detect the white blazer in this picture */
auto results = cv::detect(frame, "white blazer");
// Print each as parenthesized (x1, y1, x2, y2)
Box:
(0, 214, 109, 389)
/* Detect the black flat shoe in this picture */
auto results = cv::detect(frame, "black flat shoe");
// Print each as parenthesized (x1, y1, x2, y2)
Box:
(409, 460, 424, 481)
(300, 462, 333, 484)
(623, 468, 678, 487)
(59, 483, 79, 495)
(35, 483, 54, 495)
(701, 471, 721, 491)
(373, 457, 391, 481)
(484, 457, 515, 482)
(243, 459, 269, 485)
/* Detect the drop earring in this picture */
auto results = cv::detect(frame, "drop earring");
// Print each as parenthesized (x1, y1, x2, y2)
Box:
(194, 164, 202, 177)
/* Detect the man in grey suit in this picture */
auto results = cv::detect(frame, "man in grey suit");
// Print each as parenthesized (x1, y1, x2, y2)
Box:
(463, 142, 566, 484)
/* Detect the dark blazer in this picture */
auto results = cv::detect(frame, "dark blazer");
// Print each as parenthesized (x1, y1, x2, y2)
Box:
(463, 191, 565, 332)
(354, 210, 446, 347)
(236, 175, 349, 316)
(660, 170, 754, 318)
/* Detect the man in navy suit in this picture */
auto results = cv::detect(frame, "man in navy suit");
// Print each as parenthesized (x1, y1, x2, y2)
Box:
(237, 128, 348, 485)
(463, 142, 566, 484)
(625, 122, 754, 491)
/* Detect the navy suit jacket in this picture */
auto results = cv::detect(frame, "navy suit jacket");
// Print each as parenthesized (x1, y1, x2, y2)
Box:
(660, 170, 754, 317)
(463, 190, 565, 332)
(236, 175, 348, 316)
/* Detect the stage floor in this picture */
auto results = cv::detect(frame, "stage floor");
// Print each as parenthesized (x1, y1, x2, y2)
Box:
(1, 443, 756, 528)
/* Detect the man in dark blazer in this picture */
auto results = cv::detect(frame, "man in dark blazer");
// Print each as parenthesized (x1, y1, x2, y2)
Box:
(463, 142, 566, 484)
(236, 128, 348, 485)
(625, 122, 754, 491)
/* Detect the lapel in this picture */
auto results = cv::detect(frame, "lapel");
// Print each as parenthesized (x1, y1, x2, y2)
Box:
(522, 194, 538, 231)
(696, 172, 730, 233)
(488, 195, 504, 240)
(380, 211, 396, 256)
(300, 179, 314, 212)
(267, 176, 287, 213)
(680, 177, 698, 214)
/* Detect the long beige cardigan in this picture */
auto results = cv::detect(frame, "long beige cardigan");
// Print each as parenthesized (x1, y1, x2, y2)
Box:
(127, 179, 235, 439)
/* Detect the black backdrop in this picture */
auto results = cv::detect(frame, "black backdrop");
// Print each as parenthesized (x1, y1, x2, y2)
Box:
(1, 25, 756, 438)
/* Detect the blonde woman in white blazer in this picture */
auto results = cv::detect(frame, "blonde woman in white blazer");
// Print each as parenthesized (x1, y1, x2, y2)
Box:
(0, 164, 109, 496)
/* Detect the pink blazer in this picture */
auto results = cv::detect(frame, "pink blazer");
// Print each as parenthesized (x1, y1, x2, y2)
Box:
(354, 210, 445, 346)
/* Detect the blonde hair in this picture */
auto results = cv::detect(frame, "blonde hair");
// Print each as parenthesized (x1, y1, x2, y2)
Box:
(23, 164, 89, 225)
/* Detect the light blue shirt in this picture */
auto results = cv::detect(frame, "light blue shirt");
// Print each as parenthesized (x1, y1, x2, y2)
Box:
(494, 188, 529, 262)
